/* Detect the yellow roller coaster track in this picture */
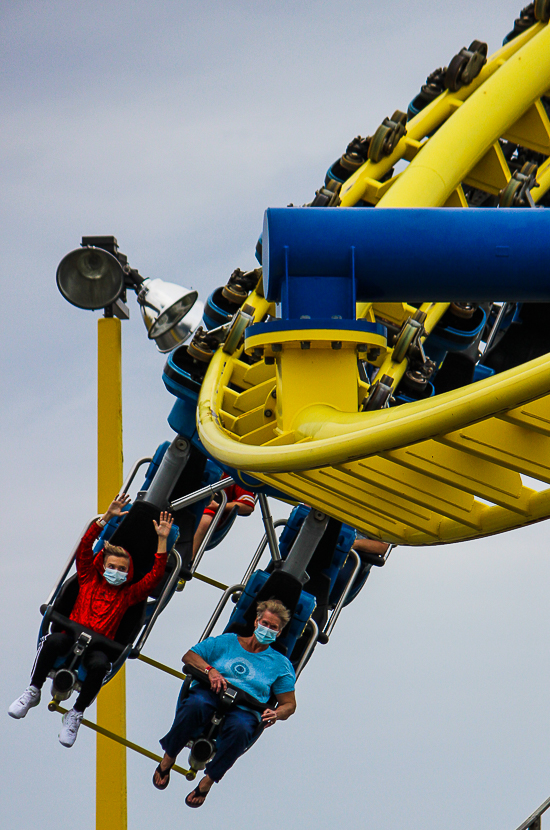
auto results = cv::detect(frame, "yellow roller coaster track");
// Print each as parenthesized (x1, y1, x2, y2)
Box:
(197, 16, 550, 546)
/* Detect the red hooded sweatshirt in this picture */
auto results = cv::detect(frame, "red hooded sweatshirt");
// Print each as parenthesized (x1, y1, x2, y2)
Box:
(69, 520, 167, 639)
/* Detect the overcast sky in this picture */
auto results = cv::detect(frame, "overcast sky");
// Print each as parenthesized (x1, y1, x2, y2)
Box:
(3, 2, 550, 829)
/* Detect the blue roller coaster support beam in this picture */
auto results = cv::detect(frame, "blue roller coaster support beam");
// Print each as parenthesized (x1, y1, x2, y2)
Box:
(262, 207, 550, 321)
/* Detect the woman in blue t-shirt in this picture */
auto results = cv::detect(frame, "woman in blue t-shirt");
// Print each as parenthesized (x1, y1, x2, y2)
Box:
(152, 598, 297, 808)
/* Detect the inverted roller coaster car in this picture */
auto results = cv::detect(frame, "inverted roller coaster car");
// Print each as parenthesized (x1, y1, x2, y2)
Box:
(39, 512, 181, 706)
(38, 435, 238, 705)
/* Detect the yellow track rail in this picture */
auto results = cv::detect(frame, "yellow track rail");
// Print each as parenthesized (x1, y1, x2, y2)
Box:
(340, 22, 550, 209)
(196, 17, 550, 546)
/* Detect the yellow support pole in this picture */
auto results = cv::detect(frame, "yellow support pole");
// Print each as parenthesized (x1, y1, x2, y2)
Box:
(96, 316, 127, 830)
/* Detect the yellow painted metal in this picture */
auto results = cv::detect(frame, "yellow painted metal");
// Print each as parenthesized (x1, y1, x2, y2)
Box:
(196, 20, 550, 546)
(96, 317, 127, 830)
(137, 653, 187, 681)
(247, 382, 550, 544)
(533, 155, 550, 202)
(192, 571, 229, 591)
(339, 24, 544, 208)
(443, 186, 469, 208)
(198, 352, 550, 472)
(503, 99, 550, 154)
(463, 142, 510, 196)
(366, 302, 450, 394)
(198, 302, 447, 465)
(245, 326, 387, 354)
(274, 348, 358, 433)
(51, 702, 193, 779)
(244, 324, 388, 432)
(377, 23, 550, 207)
(198, 347, 550, 544)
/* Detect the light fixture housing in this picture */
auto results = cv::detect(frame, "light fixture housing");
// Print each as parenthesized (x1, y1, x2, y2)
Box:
(56, 246, 125, 310)
(138, 278, 204, 352)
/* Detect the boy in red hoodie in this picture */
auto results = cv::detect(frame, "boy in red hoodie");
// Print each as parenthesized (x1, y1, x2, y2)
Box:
(8, 494, 173, 747)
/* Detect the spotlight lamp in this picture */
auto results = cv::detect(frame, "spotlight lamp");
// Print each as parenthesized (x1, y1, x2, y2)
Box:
(56, 236, 203, 351)
(56, 236, 128, 314)
(138, 278, 204, 353)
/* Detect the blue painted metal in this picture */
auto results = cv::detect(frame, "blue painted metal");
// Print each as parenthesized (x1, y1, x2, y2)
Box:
(325, 162, 347, 185)
(407, 98, 423, 119)
(262, 207, 550, 320)
(205, 508, 238, 551)
(473, 363, 495, 382)
(163, 348, 202, 405)
(330, 556, 371, 608)
(202, 287, 237, 330)
(202, 310, 222, 330)
(424, 306, 488, 366)
(255, 233, 263, 264)
(167, 398, 197, 441)
(394, 382, 435, 404)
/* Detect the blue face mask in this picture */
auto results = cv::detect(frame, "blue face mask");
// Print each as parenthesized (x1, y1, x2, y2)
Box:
(104, 568, 128, 586)
(254, 623, 278, 645)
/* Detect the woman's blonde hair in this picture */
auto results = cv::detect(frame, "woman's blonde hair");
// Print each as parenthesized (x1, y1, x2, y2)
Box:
(256, 598, 291, 629)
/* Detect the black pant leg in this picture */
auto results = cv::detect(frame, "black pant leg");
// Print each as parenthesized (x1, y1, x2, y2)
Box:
(74, 648, 111, 712)
(30, 632, 74, 689)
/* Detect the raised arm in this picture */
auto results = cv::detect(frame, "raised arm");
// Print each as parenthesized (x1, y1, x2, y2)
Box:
(100, 494, 132, 526)
(76, 494, 131, 580)
(127, 512, 173, 602)
(152, 511, 173, 554)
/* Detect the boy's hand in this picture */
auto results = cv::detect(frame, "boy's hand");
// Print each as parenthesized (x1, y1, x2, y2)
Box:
(153, 512, 174, 539)
(103, 494, 131, 522)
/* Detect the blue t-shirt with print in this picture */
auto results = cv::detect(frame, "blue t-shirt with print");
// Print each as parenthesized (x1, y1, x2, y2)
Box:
(191, 633, 295, 704)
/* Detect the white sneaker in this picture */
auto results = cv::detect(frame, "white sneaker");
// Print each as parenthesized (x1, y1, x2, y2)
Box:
(8, 686, 41, 719)
(58, 708, 83, 747)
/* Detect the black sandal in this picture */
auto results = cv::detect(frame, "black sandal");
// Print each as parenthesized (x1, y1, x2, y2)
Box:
(152, 763, 171, 790)
(185, 783, 210, 808)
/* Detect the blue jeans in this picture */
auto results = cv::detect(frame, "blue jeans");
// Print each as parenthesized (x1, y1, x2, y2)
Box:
(159, 685, 259, 782)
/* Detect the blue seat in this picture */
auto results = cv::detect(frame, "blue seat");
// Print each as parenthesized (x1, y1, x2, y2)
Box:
(279, 505, 355, 596)
(329, 556, 371, 608)
(224, 570, 316, 663)
(94, 507, 180, 558)
(38, 572, 144, 696)
(205, 507, 238, 551)
(142, 441, 171, 491)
